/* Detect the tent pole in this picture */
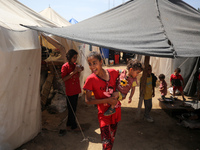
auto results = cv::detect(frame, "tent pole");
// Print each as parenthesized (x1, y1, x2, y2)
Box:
(136, 56, 150, 119)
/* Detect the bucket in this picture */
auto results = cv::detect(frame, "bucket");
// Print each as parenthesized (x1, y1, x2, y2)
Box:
(109, 60, 114, 65)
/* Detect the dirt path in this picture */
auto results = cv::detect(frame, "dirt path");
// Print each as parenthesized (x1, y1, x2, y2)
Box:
(17, 65, 200, 150)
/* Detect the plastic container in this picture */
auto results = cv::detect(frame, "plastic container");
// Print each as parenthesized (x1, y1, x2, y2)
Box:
(109, 60, 114, 65)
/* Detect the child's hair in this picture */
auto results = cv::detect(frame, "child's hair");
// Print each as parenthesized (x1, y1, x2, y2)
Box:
(159, 74, 165, 80)
(66, 49, 78, 62)
(127, 59, 143, 71)
(87, 51, 102, 61)
(174, 68, 181, 73)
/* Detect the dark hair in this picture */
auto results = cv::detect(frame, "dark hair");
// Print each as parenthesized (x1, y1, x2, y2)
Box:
(159, 74, 165, 79)
(87, 51, 102, 61)
(175, 68, 181, 73)
(66, 49, 78, 62)
(127, 59, 143, 71)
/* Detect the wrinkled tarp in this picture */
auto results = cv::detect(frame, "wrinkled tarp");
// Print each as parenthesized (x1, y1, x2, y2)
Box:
(22, 0, 200, 58)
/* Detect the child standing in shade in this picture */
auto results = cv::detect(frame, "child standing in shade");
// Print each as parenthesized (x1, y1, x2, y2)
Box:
(83, 51, 120, 150)
(143, 65, 157, 123)
(159, 74, 167, 100)
(104, 59, 143, 116)
(61, 49, 84, 131)
(170, 68, 186, 102)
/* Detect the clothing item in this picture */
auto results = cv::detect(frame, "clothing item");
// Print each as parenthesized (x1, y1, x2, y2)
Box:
(83, 69, 121, 127)
(151, 73, 157, 88)
(144, 75, 153, 100)
(66, 94, 78, 129)
(116, 69, 137, 100)
(100, 123, 118, 150)
(144, 99, 152, 118)
(170, 74, 183, 87)
(61, 62, 81, 96)
(159, 80, 167, 96)
(173, 86, 183, 92)
(199, 73, 200, 81)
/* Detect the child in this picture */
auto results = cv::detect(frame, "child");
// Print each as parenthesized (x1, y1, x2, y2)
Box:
(104, 59, 143, 116)
(61, 49, 84, 131)
(158, 74, 167, 100)
(83, 51, 120, 150)
(170, 68, 186, 102)
(143, 65, 157, 123)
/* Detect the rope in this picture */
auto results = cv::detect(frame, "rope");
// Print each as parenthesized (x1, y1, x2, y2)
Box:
(42, 35, 90, 142)
(178, 58, 189, 68)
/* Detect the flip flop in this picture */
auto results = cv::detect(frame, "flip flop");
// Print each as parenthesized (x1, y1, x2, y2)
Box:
(104, 107, 116, 116)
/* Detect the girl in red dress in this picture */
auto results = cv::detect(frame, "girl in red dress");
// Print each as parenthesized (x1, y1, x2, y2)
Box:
(61, 49, 83, 131)
(83, 51, 120, 150)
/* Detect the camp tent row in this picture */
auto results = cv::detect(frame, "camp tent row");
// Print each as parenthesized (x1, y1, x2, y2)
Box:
(23, 0, 200, 120)
(0, 0, 92, 149)
(1, 0, 200, 149)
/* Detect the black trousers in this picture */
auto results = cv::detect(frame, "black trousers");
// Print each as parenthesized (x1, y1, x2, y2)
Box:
(66, 94, 79, 129)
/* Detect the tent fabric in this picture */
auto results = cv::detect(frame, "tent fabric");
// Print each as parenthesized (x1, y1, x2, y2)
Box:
(0, 0, 62, 149)
(0, 0, 58, 30)
(39, 7, 71, 27)
(22, 0, 200, 58)
(0, 27, 41, 150)
(174, 57, 200, 96)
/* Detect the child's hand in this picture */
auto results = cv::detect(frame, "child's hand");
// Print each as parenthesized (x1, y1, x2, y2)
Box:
(107, 97, 118, 105)
(128, 97, 132, 103)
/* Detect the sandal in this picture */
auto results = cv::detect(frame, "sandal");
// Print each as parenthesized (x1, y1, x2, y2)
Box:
(104, 107, 116, 116)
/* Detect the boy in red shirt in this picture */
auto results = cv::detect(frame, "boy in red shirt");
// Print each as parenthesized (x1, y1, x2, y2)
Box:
(170, 68, 186, 102)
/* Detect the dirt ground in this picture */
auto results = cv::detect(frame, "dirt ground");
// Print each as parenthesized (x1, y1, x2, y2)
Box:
(17, 64, 200, 150)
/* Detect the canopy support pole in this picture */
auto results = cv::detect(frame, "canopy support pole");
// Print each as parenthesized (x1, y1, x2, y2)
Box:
(136, 56, 150, 119)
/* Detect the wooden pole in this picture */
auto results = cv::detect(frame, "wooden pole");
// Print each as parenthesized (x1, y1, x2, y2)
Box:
(136, 56, 150, 119)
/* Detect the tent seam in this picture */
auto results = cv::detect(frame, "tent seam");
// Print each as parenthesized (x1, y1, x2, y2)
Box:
(155, 0, 177, 58)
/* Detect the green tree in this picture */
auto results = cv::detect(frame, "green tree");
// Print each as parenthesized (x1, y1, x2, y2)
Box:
(198, 8, 200, 12)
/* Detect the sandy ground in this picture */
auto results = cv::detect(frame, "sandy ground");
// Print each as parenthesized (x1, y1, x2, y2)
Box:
(17, 64, 200, 150)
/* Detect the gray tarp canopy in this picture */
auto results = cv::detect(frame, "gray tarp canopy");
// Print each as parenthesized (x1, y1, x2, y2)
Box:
(22, 0, 200, 58)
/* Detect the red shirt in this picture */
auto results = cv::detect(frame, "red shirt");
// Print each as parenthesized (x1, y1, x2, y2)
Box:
(170, 74, 183, 87)
(83, 69, 121, 127)
(61, 62, 81, 96)
(199, 73, 200, 81)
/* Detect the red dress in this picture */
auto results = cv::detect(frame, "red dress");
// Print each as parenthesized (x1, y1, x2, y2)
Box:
(83, 69, 121, 127)
(61, 62, 81, 96)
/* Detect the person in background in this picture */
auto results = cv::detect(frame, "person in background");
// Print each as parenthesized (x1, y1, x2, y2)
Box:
(61, 49, 84, 131)
(104, 59, 143, 116)
(158, 74, 167, 100)
(143, 65, 157, 123)
(170, 68, 186, 102)
(83, 51, 120, 150)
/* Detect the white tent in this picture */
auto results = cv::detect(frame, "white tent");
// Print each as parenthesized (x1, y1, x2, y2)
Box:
(39, 7, 71, 27)
(0, 0, 64, 149)
(39, 7, 95, 88)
